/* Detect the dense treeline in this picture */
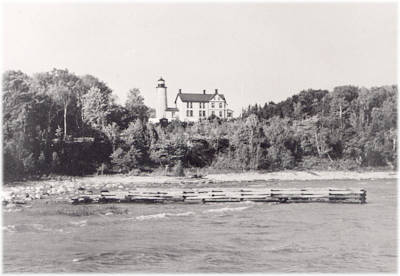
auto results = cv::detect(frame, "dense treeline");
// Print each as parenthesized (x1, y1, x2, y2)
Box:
(3, 69, 150, 180)
(241, 85, 397, 167)
(3, 69, 397, 181)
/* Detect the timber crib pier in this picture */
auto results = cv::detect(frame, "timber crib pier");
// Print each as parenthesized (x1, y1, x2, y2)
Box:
(71, 188, 367, 204)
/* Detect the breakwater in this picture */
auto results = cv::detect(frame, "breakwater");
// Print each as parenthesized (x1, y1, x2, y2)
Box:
(71, 187, 367, 204)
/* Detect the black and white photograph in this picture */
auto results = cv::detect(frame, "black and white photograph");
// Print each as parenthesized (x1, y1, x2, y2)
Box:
(1, 0, 397, 273)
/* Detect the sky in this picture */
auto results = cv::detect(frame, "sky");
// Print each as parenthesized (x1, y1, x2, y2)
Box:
(2, 2, 398, 115)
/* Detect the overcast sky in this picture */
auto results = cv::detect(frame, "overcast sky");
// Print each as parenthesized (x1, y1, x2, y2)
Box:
(2, 2, 397, 115)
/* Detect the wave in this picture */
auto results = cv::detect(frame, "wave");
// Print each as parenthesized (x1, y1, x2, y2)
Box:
(135, 211, 195, 221)
(69, 220, 87, 227)
(166, 211, 195, 217)
(72, 257, 86, 262)
(3, 207, 23, 213)
(203, 206, 250, 213)
(135, 213, 167, 221)
(3, 225, 16, 233)
(3, 223, 53, 233)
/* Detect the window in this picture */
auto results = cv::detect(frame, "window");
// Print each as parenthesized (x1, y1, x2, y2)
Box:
(212, 111, 215, 116)
(190, 102, 193, 108)
(199, 110, 202, 117)
(190, 110, 193, 117)
(203, 111, 206, 117)
(187, 102, 189, 108)
(186, 110, 190, 117)
(219, 111, 222, 117)
(211, 103, 215, 108)
(219, 103, 222, 108)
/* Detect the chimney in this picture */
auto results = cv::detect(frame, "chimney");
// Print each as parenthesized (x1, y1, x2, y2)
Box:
(215, 89, 218, 94)
(203, 89, 206, 94)
(179, 89, 182, 93)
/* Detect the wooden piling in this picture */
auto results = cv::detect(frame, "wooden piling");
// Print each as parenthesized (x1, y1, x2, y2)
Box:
(70, 187, 367, 205)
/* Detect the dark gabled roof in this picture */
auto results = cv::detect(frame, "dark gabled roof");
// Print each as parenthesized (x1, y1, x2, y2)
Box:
(216, 94, 226, 101)
(174, 93, 226, 103)
(166, 107, 179, 111)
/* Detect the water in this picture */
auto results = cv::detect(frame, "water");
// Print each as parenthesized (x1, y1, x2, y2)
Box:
(3, 179, 397, 272)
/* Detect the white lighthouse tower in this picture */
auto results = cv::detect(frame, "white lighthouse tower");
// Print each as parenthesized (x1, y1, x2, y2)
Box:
(156, 77, 167, 119)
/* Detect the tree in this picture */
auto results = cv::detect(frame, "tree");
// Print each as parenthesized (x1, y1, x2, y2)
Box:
(3, 70, 53, 179)
(125, 88, 150, 122)
(103, 122, 121, 151)
(82, 87, 111, 130)
(119, 120, 150, 168)
(329, 85, 359, 129)
(48, 69, 82, 138)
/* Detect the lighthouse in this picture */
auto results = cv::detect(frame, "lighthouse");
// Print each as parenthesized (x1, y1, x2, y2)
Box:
(156, 77, 168, 119)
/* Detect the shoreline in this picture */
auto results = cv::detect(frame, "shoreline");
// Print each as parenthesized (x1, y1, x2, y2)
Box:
(2, 170, 397, 206)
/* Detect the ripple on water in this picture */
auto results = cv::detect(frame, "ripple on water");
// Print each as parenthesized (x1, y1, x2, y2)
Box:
(71, 249, 181, 270)
(3, 223, 53, 233)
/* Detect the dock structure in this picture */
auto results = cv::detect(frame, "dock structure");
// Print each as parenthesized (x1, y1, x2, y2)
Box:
(71, 188, 367, 204)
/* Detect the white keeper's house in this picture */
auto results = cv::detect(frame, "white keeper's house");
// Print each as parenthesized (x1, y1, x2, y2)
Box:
(150, 78, 233, 123)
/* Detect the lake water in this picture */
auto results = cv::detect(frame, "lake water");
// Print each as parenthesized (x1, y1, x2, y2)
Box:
(3, 179, 397, 272)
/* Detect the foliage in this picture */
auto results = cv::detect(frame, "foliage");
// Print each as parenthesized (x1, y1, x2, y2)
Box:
(125, 88, 150, 122)
(3, 68, 397, 181)
(82, 86, 111, 130)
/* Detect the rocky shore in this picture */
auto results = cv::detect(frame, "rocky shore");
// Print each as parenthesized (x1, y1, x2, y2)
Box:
(2, 170, 397, 208)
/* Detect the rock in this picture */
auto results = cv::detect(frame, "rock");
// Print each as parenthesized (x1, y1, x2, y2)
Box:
(2, 191, 13, 202)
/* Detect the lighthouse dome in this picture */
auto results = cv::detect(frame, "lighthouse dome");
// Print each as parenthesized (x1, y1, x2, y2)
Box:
(157, 77, 166, 88)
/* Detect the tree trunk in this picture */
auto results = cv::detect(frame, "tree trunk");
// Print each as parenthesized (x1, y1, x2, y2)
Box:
(326, 152, 333, 162)
(315, 132, 321, 156)
(64, 104, 67, 139)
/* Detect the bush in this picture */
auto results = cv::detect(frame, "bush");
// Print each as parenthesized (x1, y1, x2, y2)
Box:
(110, 147, 131, 173)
